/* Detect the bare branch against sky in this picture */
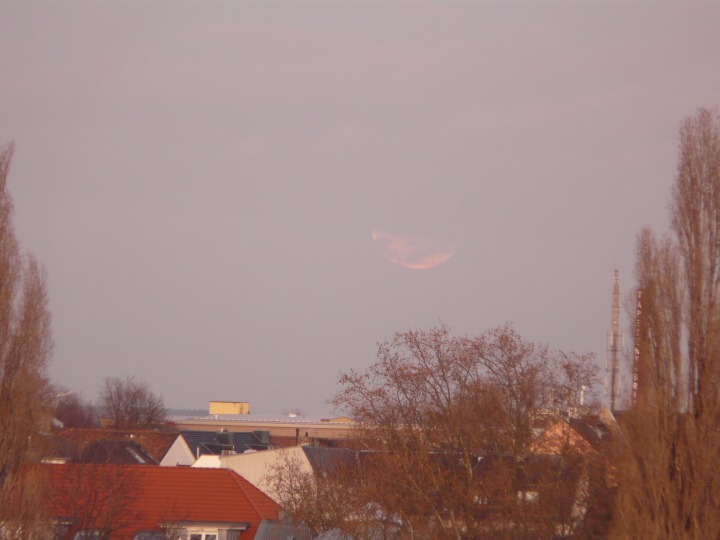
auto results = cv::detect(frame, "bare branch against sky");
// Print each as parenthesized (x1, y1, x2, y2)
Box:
(1, 2, 719, 413)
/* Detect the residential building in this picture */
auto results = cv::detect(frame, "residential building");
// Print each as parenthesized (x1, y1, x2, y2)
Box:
(181, 430, 269, 459)
(47, 464, 280, 539)
(192, 445, 313, 503)
(56, 428, 195, 466)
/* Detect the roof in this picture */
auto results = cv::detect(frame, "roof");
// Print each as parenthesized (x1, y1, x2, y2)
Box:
(183, 414, 353, 425)
(530, 420, 596, 456)
(568, 416, 613, 448)
(254, 520, 313, 540)
(57, 428, 182, 463)
(78, 440, 158, 465)
(47, 464, 280, 539)
(180, 430, 269, 457)
(302, 447, 358, 475)
(36, 433, 80, 461)
(312, 527, 386, 540)
(531, 412, 616, 456)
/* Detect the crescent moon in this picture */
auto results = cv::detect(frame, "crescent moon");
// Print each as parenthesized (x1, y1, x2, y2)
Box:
(371, 230, 456, 270)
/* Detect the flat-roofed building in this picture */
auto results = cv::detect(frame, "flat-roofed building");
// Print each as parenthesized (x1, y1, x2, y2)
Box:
(176, 413, 355, 443)
(209, 401, 250, 415)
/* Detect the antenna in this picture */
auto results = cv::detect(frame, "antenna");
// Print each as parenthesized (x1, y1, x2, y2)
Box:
(606, 269, 623, 411)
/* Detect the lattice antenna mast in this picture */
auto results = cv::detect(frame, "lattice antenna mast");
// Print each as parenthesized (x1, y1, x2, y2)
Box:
(606, 269, 624, 411)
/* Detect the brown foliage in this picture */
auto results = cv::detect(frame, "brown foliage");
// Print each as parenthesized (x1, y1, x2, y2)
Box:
(270, 324, 601, 538)
(54, 390, 98, 429)
(612, 108, 720, 538)
(0, 143, 54, 537)
(263, 449, 364, 536)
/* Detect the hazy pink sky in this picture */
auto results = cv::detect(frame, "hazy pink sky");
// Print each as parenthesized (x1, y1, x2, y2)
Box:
(2, 2, 719, 413)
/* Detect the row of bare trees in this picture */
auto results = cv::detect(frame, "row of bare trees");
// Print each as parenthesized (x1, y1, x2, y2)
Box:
(611, 108, 720, 537)
(54, 376, 167, 430)
(268, 324, 604, 538)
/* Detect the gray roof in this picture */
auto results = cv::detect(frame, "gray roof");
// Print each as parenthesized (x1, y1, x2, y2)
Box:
(302, 446, 358, 475)
(255, 520, 313, 540)
(78, 439, 158, 465)
(312, 528, 387, 540)
(180, 430, 269, 457)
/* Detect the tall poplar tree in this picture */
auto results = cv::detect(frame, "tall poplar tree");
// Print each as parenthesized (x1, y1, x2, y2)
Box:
(612, 108, 720, 538)
(0, 143, 53, 536)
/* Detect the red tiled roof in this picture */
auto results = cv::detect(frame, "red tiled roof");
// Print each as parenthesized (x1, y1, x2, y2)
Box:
(58, 428, 181, 463)
(48, 464, 279, 538)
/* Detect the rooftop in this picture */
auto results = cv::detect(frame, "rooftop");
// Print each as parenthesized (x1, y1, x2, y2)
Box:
(57, 428, 182, 463)
(47, 464, 280, 538)
(181, 414, 353, 425)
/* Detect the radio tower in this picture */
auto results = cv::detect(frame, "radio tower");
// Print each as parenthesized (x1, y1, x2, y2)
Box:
(606, 269, 623, 411)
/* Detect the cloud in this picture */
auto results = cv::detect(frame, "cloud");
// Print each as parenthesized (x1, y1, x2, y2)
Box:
(371, 230, 456, 270)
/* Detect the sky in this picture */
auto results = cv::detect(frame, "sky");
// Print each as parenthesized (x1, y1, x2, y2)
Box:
(2, 2, 719, 415)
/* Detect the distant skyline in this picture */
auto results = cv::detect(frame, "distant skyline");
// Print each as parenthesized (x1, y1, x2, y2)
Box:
(2, 2, 719, 414)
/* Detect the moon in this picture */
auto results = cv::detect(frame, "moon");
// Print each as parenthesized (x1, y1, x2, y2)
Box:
(371, 230, 456, 270)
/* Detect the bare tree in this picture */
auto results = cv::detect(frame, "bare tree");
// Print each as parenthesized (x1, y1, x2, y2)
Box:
(263, 449, 362, 537)
(0, 143, 53, 537)
(266, 324, 599, 538)
(672, 108, 720, 416)
(98, 376, 166, 430)
(54, 389, 98, 429)
(49, 463, 140, 539)
(612, 108, 720, 538)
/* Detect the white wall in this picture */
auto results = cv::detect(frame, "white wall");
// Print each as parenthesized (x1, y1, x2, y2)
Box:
(191, 446, 312, 503)
(160, 436, 196, 466)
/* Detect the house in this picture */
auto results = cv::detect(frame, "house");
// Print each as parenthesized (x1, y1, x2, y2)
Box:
(78, 440, 158, 465)
(302, 446, 359, 476)
(181, 430, 269, 458)
(530, 419, 597, 456)
(56, 428, 195, 466)
(192, 445, 313, 503)
(254, 520, 313, 540)
(526, 413, 616, 536)
(47, 464, 280, 539)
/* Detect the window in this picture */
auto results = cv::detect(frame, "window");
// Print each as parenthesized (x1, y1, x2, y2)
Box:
(73, 531, 104, 540)
(473, 495, 489, 505)
(49, 521, 71, 540)
(133, 533, 164, 540)
(183, 527, 241, 540)
(517, 490, 539, 503)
